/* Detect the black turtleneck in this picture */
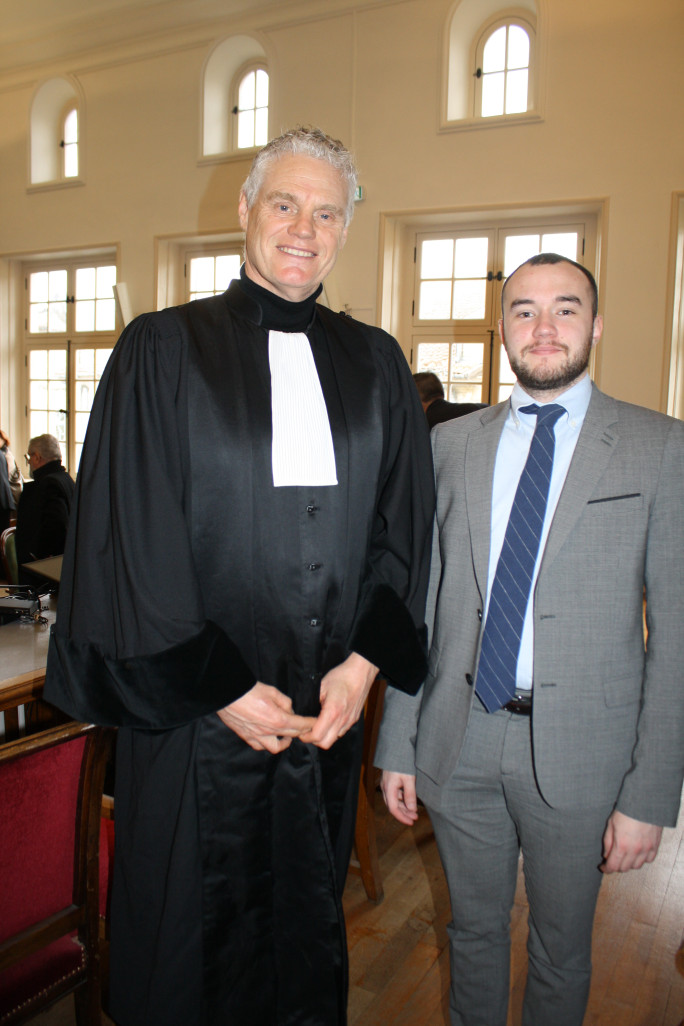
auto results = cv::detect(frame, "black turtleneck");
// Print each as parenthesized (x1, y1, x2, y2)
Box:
(237, 265, 322, 333)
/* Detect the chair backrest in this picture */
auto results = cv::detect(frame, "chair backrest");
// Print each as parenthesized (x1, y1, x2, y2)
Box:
(0, 720, 113, 1025)
(0, 527, 17, 585)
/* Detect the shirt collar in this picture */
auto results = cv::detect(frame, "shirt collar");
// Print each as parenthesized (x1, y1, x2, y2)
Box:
(510, 374, 592, 428)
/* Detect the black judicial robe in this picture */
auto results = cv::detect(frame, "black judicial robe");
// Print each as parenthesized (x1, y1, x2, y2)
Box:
(45, 279, 434, 1026)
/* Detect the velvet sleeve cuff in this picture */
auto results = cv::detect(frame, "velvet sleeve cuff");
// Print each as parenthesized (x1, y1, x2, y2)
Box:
(44, 620, 256, 729)
(347, 583, 427, 695)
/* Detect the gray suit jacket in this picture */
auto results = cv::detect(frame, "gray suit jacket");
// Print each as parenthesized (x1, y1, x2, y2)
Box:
(376, 385, 684, 827)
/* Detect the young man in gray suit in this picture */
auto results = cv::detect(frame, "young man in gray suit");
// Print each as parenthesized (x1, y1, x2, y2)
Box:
(376, 253, 684, 1026)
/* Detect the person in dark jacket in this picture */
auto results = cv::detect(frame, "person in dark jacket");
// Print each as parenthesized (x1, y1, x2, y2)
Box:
(0, 428, 22, 534)
(413, 370, 487, 428)
(15, 433, 74, 573)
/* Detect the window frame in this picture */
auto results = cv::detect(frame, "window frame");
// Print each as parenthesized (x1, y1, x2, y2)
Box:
(231, 61, 269, 153)
(29, 77, 85, 189)
(184, 243, 243, 303)
(60, 101, 79, 180)
(200, 37, 269, 162)
(23, 257, 119, 473)
(441, 0, 543, 133)
(473, 16, 535, 119)
(408, 216, 596, 405)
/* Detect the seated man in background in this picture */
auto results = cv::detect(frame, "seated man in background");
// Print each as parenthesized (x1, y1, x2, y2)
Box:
(15, 433, 74, 575)
(413, 370, 487, 428)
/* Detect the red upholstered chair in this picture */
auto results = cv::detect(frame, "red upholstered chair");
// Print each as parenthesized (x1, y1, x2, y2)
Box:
(0, 720, 114, 1025)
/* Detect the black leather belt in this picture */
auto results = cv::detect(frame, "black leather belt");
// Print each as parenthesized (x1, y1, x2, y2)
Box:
(502, 693, 532, 715)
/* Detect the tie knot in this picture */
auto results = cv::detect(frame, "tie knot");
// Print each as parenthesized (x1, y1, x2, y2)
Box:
(519, 403, 565, 428)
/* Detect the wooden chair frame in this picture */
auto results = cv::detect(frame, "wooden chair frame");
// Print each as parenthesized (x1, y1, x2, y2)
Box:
(350, 676, 387, 903)
(0, 721, 114, 1025)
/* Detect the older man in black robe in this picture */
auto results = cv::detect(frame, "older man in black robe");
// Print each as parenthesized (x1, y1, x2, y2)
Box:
(45, 127, 434, 1026)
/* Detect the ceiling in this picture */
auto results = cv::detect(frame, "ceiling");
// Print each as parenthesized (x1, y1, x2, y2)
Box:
(0, 0, 329, 78)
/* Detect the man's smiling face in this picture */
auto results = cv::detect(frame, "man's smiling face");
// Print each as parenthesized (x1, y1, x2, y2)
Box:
(238, 153, 349, 302)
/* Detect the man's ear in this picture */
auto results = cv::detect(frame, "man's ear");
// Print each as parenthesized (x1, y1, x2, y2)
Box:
(591, 314, 603, 347)
(238, 192, 249, 232)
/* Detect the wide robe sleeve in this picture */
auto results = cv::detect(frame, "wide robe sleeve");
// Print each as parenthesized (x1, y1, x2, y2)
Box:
(44, 311, 257, 729)
(341, 321, 435, 695)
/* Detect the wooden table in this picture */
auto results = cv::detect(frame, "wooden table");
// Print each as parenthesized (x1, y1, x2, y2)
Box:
(0, 595, 57, 735)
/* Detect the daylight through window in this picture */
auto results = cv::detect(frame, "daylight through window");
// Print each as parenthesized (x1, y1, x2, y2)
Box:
(25, 259, 117, 471)
(236, 68, 269, 150)
(63, 107, 78, 178)
(413, 226, 583, 404)
(476, 21, 532, 118)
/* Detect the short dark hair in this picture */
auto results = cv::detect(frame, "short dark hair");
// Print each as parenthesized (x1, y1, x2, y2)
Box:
(502, 252, 599, 320)
(413, 372, 445, 403)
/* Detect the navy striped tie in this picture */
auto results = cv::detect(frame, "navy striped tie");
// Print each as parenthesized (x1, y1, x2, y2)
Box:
(475, 403, 565, 713)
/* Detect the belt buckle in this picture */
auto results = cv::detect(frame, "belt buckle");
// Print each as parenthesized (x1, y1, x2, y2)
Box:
(503, 693, 532, 715)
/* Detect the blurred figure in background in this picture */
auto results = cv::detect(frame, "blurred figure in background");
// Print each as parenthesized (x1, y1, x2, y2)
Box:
(413, 370, 486, 428)
(0, 428, 22, 533)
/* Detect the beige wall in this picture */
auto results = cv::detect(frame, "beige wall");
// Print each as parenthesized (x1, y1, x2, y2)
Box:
(1, 0, 683, 450)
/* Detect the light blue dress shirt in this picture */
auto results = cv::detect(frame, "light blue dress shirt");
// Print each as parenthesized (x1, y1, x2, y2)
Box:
(485, 374, 592, 692)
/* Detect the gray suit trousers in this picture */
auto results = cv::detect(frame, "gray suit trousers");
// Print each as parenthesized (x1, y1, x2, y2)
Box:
(423, 702, 611, 1026)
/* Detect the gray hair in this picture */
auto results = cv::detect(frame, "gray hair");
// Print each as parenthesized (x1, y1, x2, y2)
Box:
(29, 433, 62, 462)
(241, 126, 358, 227)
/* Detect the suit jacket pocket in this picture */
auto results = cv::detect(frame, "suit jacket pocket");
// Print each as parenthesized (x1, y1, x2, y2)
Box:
(586, 492, 644, 515)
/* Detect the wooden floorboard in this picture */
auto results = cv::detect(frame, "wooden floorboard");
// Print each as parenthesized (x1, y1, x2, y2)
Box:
(29, 791, 684, 1025)
(345, 794, 684, 1026)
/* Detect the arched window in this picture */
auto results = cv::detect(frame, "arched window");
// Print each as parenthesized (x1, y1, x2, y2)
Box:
(30, 77, 83, 185)
(443, 0, 541, 129)
(474, 19, 533, 117)
(201, 36, 268, 159)
(233, 65, 269, 150)
(62, 105, 79, 178)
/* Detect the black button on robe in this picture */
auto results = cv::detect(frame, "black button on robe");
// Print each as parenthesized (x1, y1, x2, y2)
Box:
(45, 278, 434, 1026)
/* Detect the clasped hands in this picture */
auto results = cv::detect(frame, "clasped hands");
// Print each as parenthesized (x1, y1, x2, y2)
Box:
(216, 652, 378, 754)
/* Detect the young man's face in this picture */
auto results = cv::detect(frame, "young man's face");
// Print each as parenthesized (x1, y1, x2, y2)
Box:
(239, 154, 348, 303)
(499, 261, 602, 399)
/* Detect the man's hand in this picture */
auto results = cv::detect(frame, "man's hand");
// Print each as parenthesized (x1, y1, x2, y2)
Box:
(381, 770, 419, 826)
(299, 652, 378, 750)
(217, 682, 316, 754)
(601, 809, 663, 873)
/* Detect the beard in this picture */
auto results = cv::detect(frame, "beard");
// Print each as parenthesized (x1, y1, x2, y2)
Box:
(506, 334, 593, 395)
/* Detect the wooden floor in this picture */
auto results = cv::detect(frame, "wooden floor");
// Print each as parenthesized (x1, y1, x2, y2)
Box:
(31, 794, 684, 1026)
(344, 795, 684, 1026)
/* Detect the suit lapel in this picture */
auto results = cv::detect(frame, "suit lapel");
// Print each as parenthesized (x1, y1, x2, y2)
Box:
(464, 403, 509, 593)
(541, 385, 620, 569)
